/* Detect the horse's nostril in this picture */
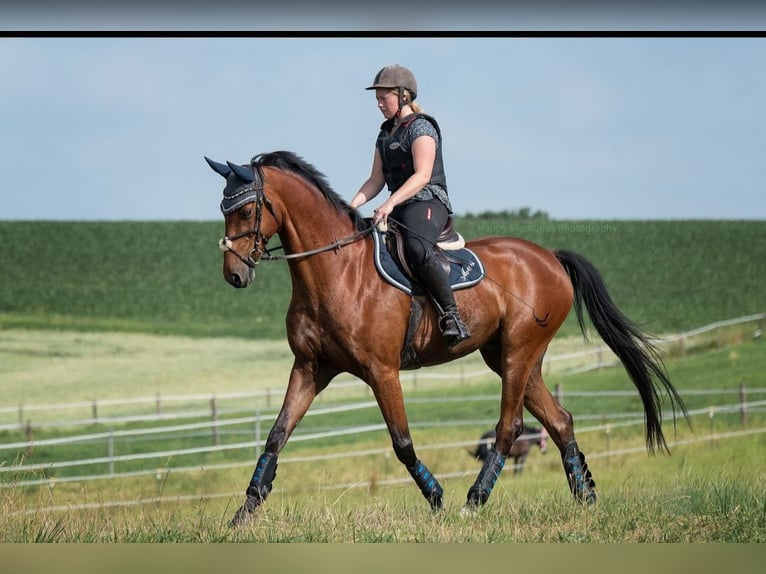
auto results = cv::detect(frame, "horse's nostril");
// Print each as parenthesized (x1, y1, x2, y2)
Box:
(230, 273, 242, 287)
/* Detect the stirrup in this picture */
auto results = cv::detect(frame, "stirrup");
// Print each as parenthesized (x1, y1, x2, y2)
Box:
(439, 312, 470, 344)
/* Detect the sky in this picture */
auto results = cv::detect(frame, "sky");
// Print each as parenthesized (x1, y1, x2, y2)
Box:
(1, 33, 765, 221)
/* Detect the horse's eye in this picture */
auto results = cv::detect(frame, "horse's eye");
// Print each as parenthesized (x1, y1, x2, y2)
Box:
(242, 207, 254, 219)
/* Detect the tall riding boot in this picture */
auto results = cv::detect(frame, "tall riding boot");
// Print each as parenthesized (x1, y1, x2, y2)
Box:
(418, 251, 471, 346)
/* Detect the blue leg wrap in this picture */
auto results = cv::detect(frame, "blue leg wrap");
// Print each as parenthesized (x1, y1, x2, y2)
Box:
(230, 452, 279, 527)
(562, 441, 597, 504)
(466, 447, 505, 507)
(246, 451, 278, 502)
(408, 459, 444, 509)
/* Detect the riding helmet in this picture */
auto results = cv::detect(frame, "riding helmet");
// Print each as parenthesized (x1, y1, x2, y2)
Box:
(366, 65, 417, 100)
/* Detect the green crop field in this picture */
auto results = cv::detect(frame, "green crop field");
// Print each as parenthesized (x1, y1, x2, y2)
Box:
(1, 219, 763, 339)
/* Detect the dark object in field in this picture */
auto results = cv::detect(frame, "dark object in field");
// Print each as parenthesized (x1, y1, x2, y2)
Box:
(471, 426, 548, 474)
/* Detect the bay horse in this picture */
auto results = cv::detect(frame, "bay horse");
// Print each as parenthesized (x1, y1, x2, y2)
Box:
(205, 151, 687, 526)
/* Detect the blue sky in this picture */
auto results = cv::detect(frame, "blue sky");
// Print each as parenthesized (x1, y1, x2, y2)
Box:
(1, 36, 765, 221)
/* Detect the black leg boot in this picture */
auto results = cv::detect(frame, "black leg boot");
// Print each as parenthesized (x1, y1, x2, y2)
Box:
(418, 251, 471, 346)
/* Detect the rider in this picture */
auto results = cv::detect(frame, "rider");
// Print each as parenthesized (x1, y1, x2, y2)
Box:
(350, 64, 470, 346)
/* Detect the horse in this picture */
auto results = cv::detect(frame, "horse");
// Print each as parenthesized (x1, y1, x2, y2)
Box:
(204, 151, 688, 526)
(471, 426, 548, 475)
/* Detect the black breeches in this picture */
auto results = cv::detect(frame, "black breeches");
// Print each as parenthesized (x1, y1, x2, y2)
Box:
(391, 199, 449, 270)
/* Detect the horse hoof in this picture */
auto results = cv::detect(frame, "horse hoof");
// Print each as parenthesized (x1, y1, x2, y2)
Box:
(229, 496, 259, 528)
(229, 506, 254, 528)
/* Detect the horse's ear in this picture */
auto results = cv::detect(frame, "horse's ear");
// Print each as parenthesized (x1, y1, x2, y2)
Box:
(205, 156, 231, 178)
(226, 161, 254, 182)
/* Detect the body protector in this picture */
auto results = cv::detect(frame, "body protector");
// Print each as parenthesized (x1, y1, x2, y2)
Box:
(376, 113, 447, 194)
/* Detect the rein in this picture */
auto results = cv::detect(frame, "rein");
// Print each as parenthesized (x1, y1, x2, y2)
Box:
(218, 164, 373, 267)
(221, 226, 374, 265)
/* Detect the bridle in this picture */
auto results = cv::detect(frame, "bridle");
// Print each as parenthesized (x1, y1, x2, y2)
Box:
(219, 163, 374, 268)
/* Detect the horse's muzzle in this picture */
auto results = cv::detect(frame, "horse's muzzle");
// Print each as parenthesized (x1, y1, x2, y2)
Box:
(224, 260, 255, 288)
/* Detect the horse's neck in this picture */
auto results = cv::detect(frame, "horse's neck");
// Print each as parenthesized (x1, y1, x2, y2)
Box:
(270, 174, 366, 289)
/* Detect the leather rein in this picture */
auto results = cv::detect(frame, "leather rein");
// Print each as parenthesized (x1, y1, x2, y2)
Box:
(218, 166, 373, 268)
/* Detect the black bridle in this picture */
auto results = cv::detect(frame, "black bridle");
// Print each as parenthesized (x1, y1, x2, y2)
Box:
(219, 164, 373, 268)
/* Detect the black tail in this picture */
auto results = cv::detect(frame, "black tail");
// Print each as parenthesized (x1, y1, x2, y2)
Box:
(555, 250, 688, 453)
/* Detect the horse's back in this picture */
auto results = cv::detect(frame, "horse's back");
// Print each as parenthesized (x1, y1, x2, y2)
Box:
(467, 235, 565, 277)
(463, 235, 574, 326)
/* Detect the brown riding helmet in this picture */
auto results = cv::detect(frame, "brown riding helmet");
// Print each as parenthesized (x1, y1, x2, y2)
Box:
(366, 65, 418, 100)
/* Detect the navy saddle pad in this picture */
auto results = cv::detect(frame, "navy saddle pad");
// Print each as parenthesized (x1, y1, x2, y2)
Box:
(371, 229, 485, 296)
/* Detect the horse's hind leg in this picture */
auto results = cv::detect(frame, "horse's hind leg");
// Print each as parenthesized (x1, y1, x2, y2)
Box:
(524, 357, 597, 504)
(467, 341, 539, 508)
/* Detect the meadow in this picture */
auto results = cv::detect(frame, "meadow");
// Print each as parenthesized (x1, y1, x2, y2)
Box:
(1, 332, 764, 542)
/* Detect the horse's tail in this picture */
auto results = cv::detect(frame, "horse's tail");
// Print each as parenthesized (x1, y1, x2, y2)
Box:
(555, 250, 688, 454)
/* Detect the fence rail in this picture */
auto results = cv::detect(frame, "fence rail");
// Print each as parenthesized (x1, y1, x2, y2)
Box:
(2, 313, 763, 433)
(2, 394, 765, 487)
(2, 313, 764, 490)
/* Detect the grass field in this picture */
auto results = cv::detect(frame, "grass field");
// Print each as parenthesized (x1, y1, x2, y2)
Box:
(1, 331, 764, 542)
(1, 219, 763, 339)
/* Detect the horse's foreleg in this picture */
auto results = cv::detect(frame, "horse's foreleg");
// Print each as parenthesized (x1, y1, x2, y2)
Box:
(372, 372, 444, 510)
(230, 361, 332, 527)
(524, 363, 597, 504)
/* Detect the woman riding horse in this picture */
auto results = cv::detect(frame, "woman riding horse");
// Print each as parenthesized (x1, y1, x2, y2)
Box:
(350, 64, 470, 347)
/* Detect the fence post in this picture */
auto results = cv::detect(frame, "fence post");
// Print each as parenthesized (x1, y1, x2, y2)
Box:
(108, 429, 114, 474)
(211, 397, 219, 446)
(25, 419, 33, 443)
(92, 400, 98, 421)
(739, 382, 747, 429)
(554, 383, 562, 405)
(156, 392, 162, 415)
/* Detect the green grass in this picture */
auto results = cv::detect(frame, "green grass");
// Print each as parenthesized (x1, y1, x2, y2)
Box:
(2, 436, 764, 542)
(2, 335, 764, 542)
(1, 219, 763, 339)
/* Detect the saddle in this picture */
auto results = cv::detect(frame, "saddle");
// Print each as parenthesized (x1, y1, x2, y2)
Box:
(371, 217, 485, 369)
(372, 217, 484, 296)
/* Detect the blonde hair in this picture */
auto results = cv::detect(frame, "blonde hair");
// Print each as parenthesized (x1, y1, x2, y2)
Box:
(389, 87, 423, 113)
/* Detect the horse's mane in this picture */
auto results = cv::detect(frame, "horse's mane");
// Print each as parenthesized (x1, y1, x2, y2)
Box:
(252, 151, 370, 232)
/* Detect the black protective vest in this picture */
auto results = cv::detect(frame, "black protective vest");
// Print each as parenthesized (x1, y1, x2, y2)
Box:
(376, 113, 448, 193)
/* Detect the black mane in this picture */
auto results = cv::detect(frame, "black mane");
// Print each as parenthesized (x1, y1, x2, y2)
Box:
(252, 151, 370, 232)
